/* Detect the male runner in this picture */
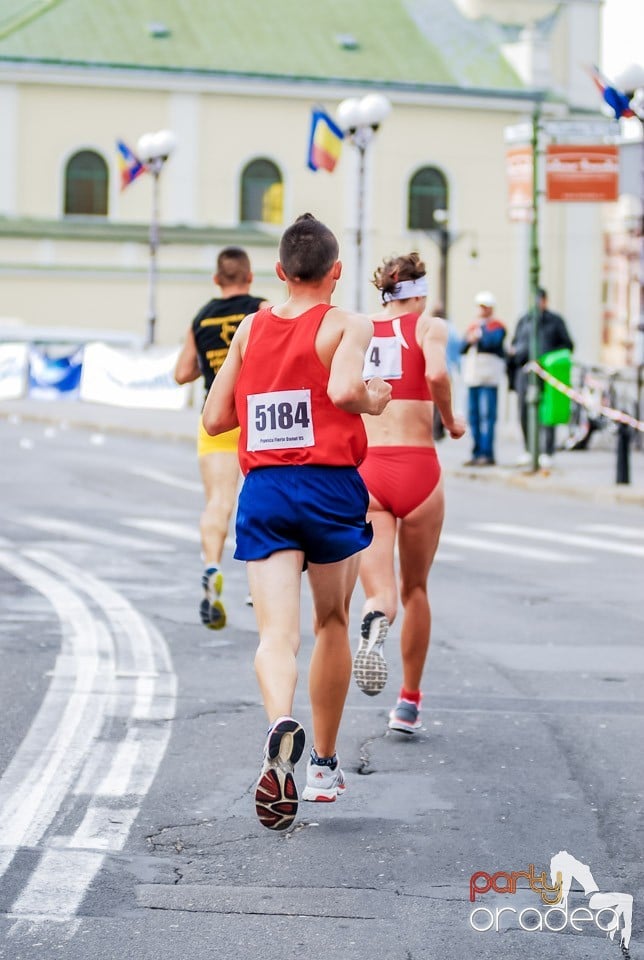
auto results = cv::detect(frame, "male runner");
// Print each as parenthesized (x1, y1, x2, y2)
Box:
(174, 247, 267, 629)
(202, 214, 391, 830)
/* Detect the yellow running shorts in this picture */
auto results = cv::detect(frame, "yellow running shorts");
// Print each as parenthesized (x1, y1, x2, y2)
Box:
(198, 420, 240, 456)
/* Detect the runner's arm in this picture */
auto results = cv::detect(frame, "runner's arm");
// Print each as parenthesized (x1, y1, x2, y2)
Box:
(420, 315, 465, 438)
(174, 328, 201, 384)
(327, 314, 391, 415)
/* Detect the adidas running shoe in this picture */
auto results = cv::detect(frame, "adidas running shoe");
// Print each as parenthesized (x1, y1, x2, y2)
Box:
(302, 754, 346, 803)
(200, 565, 226, 630)
(254, 716, 306, 831)
(353, 610, 389, 696)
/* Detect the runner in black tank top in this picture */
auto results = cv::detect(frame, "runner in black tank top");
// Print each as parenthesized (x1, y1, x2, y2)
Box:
(174, 247, 267, 631)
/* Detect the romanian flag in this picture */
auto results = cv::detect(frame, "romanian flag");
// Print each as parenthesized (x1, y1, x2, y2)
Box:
(587, 65, 635, 119)
(307, 108, 344, 173)
(116, 139, 146, 190)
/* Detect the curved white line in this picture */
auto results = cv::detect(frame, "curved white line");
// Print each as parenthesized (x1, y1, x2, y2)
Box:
(0, 551, 112, 877)
(11, 552, 177, 920)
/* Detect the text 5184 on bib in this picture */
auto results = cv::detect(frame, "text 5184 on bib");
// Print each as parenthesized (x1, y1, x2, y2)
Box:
(246, 389, 315, 451)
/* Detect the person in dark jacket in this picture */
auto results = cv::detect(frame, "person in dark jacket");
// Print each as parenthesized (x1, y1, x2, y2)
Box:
(508, 288, 573, 466)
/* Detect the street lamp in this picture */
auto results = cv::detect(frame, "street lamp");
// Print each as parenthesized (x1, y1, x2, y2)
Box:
(425, 209, 478, 317)
(336, 94, 391, 311)
(136, 129, 176, 346)
(614, 64, 644, 442)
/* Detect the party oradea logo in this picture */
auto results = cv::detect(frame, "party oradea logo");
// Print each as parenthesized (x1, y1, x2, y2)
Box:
(469, 850, 633, 954)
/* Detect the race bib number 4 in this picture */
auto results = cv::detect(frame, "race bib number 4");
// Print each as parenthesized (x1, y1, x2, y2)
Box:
(362, 336, 402, 380)
(246, 389, 315, 451)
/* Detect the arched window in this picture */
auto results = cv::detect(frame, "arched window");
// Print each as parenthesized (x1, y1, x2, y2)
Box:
(408, 166, 448, 230)
(64, 150, 109, 216)
(240, 158, 283, 224)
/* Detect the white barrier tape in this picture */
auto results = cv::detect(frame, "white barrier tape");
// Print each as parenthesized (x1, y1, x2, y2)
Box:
(526, 362, 644, 433)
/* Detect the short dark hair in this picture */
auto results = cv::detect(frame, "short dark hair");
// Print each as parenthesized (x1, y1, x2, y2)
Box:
(279, 213, 339, 282)
(537, 287, 548, 300)
(216, 246, 252, 285)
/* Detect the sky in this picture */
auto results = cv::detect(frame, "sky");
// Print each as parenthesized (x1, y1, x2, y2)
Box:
(601, 0, 644, 81)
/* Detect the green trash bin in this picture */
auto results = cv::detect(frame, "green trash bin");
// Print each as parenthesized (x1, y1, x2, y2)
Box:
(538, 349, 572, 426)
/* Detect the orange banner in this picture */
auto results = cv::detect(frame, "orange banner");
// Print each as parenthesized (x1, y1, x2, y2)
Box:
(506, 147, 533, 222)
(546, 144, 619, 202)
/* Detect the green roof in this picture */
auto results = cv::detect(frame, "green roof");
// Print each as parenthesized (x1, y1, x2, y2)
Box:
(0, 0, 524, 91)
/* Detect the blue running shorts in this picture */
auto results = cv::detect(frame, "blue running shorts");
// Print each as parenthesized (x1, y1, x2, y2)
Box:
(234, 464, 373, 564)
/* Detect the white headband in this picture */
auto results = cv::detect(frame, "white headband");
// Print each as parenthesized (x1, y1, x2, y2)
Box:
(382, 277, 428, 302)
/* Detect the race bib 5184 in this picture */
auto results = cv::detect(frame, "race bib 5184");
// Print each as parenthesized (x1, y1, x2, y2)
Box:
(246, 389, 314, 451)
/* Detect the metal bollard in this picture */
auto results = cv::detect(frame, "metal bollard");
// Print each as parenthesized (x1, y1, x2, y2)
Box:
(616, 422, 631, 484)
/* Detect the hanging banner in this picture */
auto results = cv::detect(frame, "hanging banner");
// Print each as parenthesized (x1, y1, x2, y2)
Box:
(0, 342, 28, 399)
(545, 144, 619, 202)
(28, 345, 84, 400)
(506, 146, 533, 222)
(80, 343, 190, 410)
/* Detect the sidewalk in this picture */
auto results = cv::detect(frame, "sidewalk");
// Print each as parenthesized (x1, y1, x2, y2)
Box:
(2, 396, 643, 506)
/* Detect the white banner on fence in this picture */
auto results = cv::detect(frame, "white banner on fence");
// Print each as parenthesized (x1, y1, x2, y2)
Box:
(0, 342, 28, 399)
(80, 343, 190, 410)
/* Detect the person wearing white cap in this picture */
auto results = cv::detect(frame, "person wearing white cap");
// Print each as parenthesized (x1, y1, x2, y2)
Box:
(460, 291, 506, 465)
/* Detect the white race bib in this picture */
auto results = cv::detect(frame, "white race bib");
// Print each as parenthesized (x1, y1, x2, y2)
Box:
(246, 389, 315, 451)
(362, 336, 402, 380)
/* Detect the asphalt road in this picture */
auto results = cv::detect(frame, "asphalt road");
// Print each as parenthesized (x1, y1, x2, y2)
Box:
(0, 416, 642, 960)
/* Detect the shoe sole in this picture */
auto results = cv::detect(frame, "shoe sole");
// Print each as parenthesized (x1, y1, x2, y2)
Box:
(302, 783, 345, 803)
(199, 597, 226, 630)
(200, 569, 226, 630)
(255, 719, 305, 831)
(353, 614, 388, 697)
(388, 719, 421, 735)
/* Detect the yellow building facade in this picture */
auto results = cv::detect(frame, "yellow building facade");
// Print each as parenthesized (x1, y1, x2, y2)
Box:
(0, 0, 611, 362)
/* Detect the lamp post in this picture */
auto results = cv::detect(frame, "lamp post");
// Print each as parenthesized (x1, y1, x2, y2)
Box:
(136, 129, 176, 347)
(424, 209, 478, 317)
(336, 94, 391, 311)
(614, 64, 644, 447)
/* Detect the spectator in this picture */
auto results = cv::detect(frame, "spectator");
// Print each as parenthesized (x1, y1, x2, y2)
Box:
(508, 288, 574, 468)
(460, 291, 506, 465)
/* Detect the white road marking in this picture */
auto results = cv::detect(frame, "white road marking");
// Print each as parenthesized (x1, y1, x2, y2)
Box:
(0, 548, 176, 923)
(472, 522, 644, 558)
(440, 534, 583, 563)
(128, 465, 201, 493)
(18, 515, 171, 552)
(0, 552, 109, 880)
(121, 518, 200, 542)
(578, 523, 644, 540)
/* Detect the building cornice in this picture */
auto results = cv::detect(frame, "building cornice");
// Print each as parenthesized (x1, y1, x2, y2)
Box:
(0, 216, 279, 246)
(0, 57, 547, 112)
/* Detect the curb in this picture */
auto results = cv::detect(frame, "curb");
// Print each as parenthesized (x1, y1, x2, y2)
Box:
(445, 465, 644, 507)
(1, 405, 197, 445)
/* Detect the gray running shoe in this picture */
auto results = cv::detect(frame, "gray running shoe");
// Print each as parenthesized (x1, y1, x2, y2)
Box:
(388, 698, 422, 734)
(353, 610, 388, 696)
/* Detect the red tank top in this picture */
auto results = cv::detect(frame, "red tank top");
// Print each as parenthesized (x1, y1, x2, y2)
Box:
(234, 304, 368, 474)
(362, 313, 431, 401)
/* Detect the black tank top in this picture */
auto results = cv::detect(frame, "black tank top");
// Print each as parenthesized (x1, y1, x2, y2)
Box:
(192, 293, 265, 392)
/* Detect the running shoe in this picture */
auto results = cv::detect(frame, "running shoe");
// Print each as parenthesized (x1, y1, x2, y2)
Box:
(353, 610, 389, 696)
(254, 716, 305, 831)
(302, 754, 346, 803)
(388, 698, 422, 734)
(200, 565, 226, 630)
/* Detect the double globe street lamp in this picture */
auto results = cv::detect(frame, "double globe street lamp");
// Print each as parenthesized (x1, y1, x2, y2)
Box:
(136, 129, 176, 346)
(336, 94, 391, 311)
